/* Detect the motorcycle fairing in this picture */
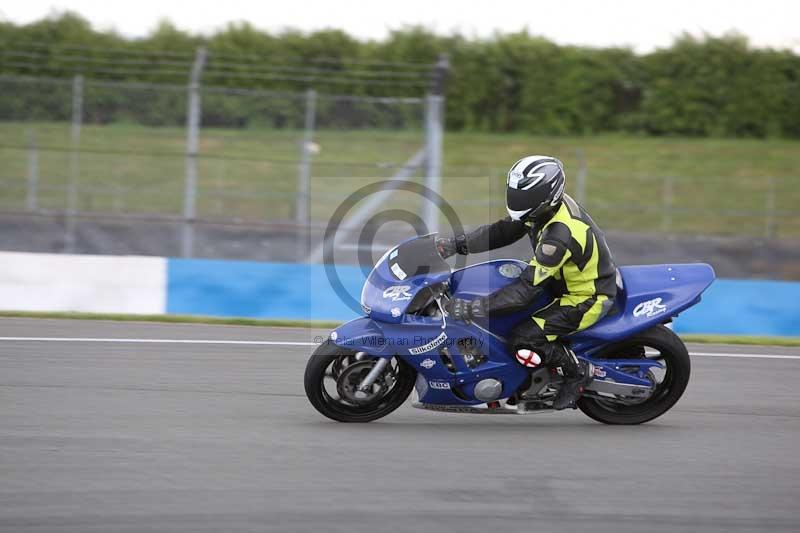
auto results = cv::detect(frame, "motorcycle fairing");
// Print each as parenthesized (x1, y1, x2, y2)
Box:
(359, 235, 451, 324)
(330, 316, 528, 404)
(570, 263, 715, 354)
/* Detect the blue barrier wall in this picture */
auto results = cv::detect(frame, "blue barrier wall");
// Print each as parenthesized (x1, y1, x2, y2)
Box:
(673, 279, 800, 336)
(167, 259, 364, 321)
(167, 258, 799, 336)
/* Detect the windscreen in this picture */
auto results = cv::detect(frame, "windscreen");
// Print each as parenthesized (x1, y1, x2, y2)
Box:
(385, 234, 451, 282)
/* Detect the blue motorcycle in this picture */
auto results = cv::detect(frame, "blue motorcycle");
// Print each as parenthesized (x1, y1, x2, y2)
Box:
(305, 234, 714, 425)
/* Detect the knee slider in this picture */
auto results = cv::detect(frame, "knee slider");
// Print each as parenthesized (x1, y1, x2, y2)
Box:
(515, 348, 542, 368)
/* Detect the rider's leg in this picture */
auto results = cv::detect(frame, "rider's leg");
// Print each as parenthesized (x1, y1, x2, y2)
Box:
(508, 295, 611, 409)
(507, 300, 582, 373)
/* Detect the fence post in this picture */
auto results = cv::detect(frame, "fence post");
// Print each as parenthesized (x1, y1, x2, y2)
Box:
(26, 129, 39, 211)
(422, 54, 449, 234)
(661, 175, 674, 232)
(765, 176, 776, 238)
(575, 148, 587, 205)
(181, 46, 207, 258)
(64, 74, 83, 253)
(296, 89, 317, 226)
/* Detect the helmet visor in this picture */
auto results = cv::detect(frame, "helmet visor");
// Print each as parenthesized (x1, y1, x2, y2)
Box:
(506, 185, 552, 218)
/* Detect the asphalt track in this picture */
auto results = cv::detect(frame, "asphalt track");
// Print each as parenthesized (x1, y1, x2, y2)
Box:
(1, 318, 799, 533)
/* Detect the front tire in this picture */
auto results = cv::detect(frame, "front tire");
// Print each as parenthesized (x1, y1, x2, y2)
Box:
(578, 325, 690, 425)
(304, 342, 416, 423)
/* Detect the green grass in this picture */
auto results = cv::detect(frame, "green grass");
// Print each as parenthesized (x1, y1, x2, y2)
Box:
(0, 310, 797, 345)
(0, 310, 339, 329)
(679, 334, 800, 347)
(1, 122, 799, 237)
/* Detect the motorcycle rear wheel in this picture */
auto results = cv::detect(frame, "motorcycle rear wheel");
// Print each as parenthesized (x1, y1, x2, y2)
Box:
(578, 325, 690, 425)
(304, 341, 416, 423)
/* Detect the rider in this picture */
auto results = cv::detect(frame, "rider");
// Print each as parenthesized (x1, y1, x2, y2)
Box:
(437, 155, 617, 410)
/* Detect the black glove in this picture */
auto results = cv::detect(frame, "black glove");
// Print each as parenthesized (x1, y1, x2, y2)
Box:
(446, 297, 486, 322)
(435, 237, 457, 259)
(436, 235, 468, 259)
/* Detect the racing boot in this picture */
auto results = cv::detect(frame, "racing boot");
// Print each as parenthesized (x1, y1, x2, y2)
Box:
(550, 347, 593, 410)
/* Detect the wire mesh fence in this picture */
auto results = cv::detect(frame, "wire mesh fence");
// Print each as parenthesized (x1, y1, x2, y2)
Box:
(439, 170, 799, 239)
(0, 73, 434, 256)
(0, 69, 798, 265)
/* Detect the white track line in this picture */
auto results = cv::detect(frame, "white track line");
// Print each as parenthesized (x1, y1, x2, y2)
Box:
(690, 351, 800, 360)
(0, 337, 316, 346)
(0, 337, 798, 360)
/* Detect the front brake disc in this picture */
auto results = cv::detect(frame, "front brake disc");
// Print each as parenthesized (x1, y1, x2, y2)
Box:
(336, 360, 388, 405)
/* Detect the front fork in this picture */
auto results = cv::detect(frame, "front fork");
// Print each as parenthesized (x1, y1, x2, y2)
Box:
(357, 357, 390, 392)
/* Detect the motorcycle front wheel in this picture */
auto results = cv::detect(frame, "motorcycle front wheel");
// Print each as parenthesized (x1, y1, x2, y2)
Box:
(304, 341, 416, 423)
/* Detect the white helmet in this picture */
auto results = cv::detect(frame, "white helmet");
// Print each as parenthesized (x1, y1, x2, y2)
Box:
(506, 155, 565, 222)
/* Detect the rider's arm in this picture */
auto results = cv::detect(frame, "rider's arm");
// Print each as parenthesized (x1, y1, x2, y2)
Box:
(480, 266, 544, 315)
(456, 217, 528, 254)
(479, 222, 573, 315)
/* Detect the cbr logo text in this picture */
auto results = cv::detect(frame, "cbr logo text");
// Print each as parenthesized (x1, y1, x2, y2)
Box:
(383, 285, 413, 302)
(633, 297, 667, 318)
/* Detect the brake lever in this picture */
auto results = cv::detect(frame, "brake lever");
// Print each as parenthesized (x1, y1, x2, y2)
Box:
(435, 294, 448, 330)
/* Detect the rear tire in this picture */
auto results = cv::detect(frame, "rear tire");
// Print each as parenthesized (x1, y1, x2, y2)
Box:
(304, 342, 416, 423)
(578, 325, 690, 425)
